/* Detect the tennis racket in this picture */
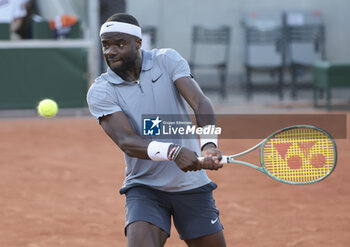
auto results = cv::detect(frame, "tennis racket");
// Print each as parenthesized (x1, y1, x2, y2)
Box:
(201, 125, 337, 185)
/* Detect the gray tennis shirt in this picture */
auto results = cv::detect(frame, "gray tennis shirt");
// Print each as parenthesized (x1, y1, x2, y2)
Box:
(87, 48, 211, 192)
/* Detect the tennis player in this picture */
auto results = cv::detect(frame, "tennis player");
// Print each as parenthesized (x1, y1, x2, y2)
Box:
(87, 13, 226, 247)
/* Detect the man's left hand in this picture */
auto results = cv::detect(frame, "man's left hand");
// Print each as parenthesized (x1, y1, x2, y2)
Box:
(200, 144, 224, 170)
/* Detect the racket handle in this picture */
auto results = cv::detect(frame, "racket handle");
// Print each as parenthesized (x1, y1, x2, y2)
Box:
(198, 155, 229, 164)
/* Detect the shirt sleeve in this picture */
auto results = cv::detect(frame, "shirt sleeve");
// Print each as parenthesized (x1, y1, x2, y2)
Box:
(162, 49, 191, 82)
(86, 81, 122, 121)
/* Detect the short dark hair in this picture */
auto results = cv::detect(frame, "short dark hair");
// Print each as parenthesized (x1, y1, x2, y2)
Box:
(106, 13, 140, 27)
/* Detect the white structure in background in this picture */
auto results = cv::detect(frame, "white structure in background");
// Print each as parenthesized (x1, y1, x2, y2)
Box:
(0, 0, 28, 23)
(141, 33, 152, 50)
(33, 0, 100, 84)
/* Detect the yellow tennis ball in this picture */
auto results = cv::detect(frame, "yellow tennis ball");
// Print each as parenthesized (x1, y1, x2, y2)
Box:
(37, 99, 58, 118)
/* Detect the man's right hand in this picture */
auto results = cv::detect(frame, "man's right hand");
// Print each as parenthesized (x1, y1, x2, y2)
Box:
(174, 147, 202, 172)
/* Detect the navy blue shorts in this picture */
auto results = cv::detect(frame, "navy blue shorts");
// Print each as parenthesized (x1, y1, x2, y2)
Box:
(124, 182, 223, 240)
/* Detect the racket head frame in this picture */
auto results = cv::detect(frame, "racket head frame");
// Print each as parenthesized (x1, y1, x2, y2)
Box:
(259, 125, 337, 185)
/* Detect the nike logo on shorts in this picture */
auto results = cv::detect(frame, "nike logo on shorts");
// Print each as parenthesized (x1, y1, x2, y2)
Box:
(211, 217, 218, 224)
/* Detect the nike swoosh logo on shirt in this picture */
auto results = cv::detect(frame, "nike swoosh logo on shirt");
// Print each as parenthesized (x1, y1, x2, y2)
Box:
(211, 218, 218, 224)
(152, 75, 162, 83)
(106, 24, 114, 27)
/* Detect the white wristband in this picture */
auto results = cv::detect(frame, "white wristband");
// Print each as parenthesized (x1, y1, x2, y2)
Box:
(147, 141, 172, 161)
(199, 125, 218, 150)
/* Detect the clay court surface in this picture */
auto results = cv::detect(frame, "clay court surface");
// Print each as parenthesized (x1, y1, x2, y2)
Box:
(0, 114, 349, 247)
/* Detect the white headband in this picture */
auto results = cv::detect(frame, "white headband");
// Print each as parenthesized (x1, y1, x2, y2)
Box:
(100, 21, 142, 39)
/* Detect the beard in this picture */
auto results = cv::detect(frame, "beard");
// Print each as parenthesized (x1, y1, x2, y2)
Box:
(107, 51, 138, 74)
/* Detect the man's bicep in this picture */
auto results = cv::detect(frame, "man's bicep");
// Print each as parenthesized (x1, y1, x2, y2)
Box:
(175, 76, 216, 127)
(175, 76, 204, 108)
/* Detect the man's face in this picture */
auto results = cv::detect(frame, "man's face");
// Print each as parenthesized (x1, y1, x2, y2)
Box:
(101, 32, 141, 73)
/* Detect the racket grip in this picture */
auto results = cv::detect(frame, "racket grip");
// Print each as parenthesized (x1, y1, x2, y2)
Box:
(198, 156, 228, 164)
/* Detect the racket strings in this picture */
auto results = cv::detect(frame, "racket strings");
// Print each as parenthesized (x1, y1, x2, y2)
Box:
(262, 127, 335, 183)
